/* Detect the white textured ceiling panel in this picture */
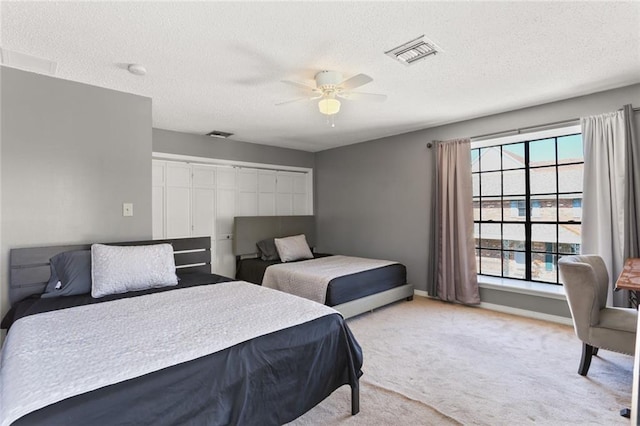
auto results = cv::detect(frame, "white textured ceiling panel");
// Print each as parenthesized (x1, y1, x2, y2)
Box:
(2, 1, 639, 152)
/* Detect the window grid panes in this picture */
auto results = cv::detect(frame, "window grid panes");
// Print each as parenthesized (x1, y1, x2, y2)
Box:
(472, 133, 583, 284)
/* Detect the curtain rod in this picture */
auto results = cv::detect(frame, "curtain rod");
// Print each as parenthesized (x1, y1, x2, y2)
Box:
(469, 106, 640, 142)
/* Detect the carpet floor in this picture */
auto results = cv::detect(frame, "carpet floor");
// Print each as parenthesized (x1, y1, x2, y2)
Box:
(291, 297, 633, 425)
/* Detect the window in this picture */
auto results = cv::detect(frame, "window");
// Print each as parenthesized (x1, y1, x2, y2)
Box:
(472, 132, 583, 284)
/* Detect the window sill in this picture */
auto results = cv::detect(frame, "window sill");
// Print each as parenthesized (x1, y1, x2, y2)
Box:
(477, 275, 566, 300)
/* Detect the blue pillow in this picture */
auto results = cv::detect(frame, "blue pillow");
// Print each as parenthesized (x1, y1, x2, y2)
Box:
(41, 250, 92, 298)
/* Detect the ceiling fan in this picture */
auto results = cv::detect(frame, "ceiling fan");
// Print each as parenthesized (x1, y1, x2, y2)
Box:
(277, 70, 387, 117)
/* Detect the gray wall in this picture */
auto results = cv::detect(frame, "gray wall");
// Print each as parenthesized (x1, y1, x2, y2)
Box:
(0, 67, 153, 317)
(316, 83, 640, 315)
(153, 128, 314, 169)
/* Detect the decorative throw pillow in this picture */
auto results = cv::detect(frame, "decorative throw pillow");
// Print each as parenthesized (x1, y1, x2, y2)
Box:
(41, 250, 92, 298)
(91, 243, 178, 298)
(256, 238, 280, 261)
(274, 234, 313, 263)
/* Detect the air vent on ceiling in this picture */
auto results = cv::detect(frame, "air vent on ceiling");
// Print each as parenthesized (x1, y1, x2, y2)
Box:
(0, 48, 57, 75)
(385, 35, 442, 66)
(206, 130, 234, 139)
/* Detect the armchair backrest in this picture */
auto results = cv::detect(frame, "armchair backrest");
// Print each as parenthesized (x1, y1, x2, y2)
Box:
(558, 255, 609, 341)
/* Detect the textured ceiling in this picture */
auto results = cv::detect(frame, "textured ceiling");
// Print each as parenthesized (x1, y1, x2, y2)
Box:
(2, 1, 639, 152)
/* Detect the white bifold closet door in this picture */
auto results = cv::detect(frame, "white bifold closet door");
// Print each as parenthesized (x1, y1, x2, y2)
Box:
(258, 170, 277, 215)
(165, 163, 191, 238)
(153, 159, 311, 278)
(215, 167, 237, 278)
(237, 169, 259, 216)
(191, 165, 216, 272)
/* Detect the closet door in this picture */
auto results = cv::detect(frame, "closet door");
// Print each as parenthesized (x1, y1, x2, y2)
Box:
(165, 162, 191, 238)
(275, 172, 294, 215)
(152, 160, 166, 239)
(215, 166, 237, 277)
(237, 168, 258, 216)
(191, 165, 216, 272)
(293, 172, 308, 214)
(258, 170, 276, 215)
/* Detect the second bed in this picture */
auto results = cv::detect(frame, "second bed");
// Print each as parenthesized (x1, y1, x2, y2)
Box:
(233, 216, 413, 318)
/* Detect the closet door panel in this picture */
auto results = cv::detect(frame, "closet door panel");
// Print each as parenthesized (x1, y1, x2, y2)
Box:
(238, 192, 258, 216)
(293, 174, 306, 194)
(216, 239, 235, 278)
(276, 194, 293, 215)
(152, 161, 165, 186)
(258, 193, 276, 216)
(276, 173, 294, 193)
(166, 187, 191, 238)
(165, 162, 191, 238)
(166, 163, 191, 187)
(217, 167, 237, 189)
(293, 193, 307, 215)
(258, 171, 276, 192)
(238, 169, 258, 192)
(192, 188, 215, 237)
(216, 189, 236, 235)
(192, 166, 216, 188)
(237, 169, 258, 216)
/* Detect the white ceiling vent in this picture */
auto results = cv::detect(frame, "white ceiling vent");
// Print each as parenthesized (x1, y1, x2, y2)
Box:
(385, 35, 442, 66)
(0, 48, 57, 75)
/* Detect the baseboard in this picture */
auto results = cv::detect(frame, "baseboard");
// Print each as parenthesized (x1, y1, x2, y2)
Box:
(413, 289, 429, 298)
(479, 302, 573, 326)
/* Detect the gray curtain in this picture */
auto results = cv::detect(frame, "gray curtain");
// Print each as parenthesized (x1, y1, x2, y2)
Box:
(581, 110, 627, 306)
(426, 142, 438, 297)
(624, 104, 640, 264)
(435, 138, 480, 305)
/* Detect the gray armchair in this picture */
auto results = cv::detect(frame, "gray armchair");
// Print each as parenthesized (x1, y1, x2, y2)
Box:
(558, 255, 637, 376)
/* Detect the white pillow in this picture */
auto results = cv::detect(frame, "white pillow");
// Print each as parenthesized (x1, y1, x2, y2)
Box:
(91, 243, 178, 298)
(274, 234, 314, 263)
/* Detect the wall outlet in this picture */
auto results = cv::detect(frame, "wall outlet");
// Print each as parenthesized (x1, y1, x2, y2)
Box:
(123, 203, 134, 217)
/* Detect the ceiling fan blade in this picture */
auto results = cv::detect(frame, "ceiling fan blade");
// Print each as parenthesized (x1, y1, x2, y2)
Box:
(280, 79, 318, 92)
(275, 97, 310, 106)
(339, 73, 373, 90)
(338, 91, 387, 102)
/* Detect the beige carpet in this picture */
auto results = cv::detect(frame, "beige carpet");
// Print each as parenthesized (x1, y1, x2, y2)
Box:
(291, 297, 632, 425)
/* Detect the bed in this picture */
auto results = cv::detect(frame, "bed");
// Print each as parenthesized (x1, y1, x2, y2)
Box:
(1, 237, 362, 426)
(233, 216, 414, 318)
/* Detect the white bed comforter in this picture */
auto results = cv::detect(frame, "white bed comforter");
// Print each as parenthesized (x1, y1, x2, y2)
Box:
(0, 281, 337, 426)
(262, 255, 398, 304)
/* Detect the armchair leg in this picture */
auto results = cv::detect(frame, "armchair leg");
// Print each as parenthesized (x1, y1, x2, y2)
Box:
(579, 343, 595, 376)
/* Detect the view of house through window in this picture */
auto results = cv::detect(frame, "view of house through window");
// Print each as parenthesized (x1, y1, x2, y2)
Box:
(471, 131, 583, 284)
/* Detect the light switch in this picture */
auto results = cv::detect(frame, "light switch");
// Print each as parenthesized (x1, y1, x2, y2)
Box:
(123, 203, 134, 217)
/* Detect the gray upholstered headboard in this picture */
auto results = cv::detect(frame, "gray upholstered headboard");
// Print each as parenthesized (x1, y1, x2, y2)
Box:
(9, 237, 212, 305)
(233, 216, 316, 256)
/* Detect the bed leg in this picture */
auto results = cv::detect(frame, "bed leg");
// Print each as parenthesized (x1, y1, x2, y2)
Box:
(406, 295, 414, 301)
(351, 380, 360, 415)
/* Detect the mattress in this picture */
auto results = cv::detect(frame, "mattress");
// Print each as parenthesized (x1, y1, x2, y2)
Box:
(237, 255, 407, 306)
(1, 271, 232, 330)
(1, 276, 363, 425)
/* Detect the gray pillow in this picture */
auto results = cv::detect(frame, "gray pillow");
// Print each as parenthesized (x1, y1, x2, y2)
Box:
(41, 250, 92, 298)
(274, 234, 314, 262)
(257, 238, 280, 261)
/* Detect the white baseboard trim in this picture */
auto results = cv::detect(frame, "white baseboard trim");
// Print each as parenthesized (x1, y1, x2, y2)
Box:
(413, 289, 429, 298)
(479, 302, 573, 326)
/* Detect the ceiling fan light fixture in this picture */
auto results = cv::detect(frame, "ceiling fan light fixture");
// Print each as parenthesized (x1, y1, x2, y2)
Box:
(318, 98, 341, 115)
